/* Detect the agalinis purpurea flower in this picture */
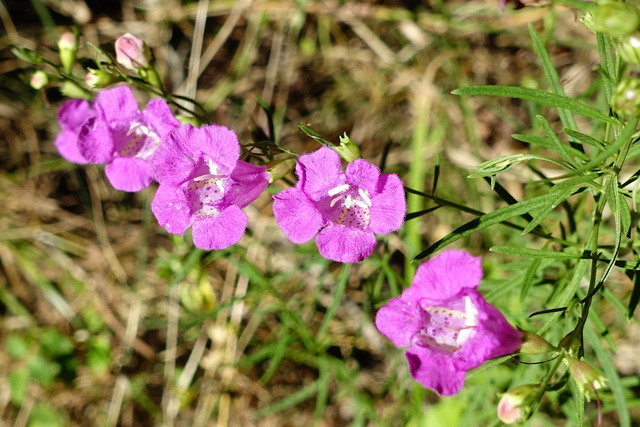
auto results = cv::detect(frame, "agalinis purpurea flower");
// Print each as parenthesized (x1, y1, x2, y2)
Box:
(77, 85, 180, 192)
(272, 146, 405, 263)
(150, 124, 269, 250)
(115, 33, 151, 71)
(55, 98, 93, 164)
(375, 250, 522, 396)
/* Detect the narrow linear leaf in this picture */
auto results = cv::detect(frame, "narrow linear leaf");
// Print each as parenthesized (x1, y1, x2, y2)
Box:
(522, 173, 599, 234)
(414, 192, 556, 259)
(254, 381, 319, 417)
(529, 24, 578, 132)
(490, 246, 581, 260)
(520, 246, 546, 301)
(564, 128, 606, 151)
(537, 115, 579, 168)
(452, 86, 618, 125)
(513, 133, 589, 162)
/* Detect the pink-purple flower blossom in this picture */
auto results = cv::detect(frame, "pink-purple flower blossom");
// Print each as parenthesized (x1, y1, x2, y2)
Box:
(77, 85, 179, 192)
(55, 98, 93, 164)
(150, 124, 269, 250)
(272, 146, 405, 263)
(375, 250, 522, 396)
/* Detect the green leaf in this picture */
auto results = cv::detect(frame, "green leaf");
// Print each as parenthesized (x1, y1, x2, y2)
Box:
(414, 191, 556, 259)
(490, 246, 581, 260)
(8, 369, 29, 406)
(513, 133, 589, 161)
(536, 115, 579, 168)
(6, 334, 28, 359)
(40, 329, 74, 358)
(253, 381, 319, 417)
(520, 248, 545, 301)
(529, 24, 578, 132)
(28, 355, 60, 387)
(452, 86, 618, 125)
(564, 128, 606, 151)
(469, 153, 569, 178)
(27, 404, 65, 427)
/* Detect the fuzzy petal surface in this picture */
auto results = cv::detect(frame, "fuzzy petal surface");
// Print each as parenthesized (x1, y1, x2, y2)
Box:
(316, 224, 376, 263)
(227, 161, 270, 208)
(199, 125, 241, 172)
(152, 125, 202, 185)
(151, 184, 194, 235)
(405, 345, 466, 396)
(273, 188, 324, 244)
(105, 157, 153, 192)
(375, 297, 425, 347)
(191, 205, 248, 250)
(78, 118, 115, 164)
(93, 85, 139, 124)
(403, 250, 482, 305)
(58, 99, 92, 130)
(369, 173, 406, 235)
(345, 159, 381, 193)
(55, 130, 88, 164)
(142, 98, 180, 139)
(453, 297, 522, 370)
(297, 147, 344, 201)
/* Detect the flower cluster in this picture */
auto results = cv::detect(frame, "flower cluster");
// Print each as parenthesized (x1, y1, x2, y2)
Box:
(48, 32, 524, 403)
(375, 250, 522, 395)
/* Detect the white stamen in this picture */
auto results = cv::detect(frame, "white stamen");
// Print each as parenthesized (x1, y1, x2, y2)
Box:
(330, 195, 344, 207)
(328, 184, 350, 197)
(358, 188, 372, 206)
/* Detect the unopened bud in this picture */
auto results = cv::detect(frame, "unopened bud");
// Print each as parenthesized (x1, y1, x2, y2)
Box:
(85, 68, 114, 88)
(335, 133, 362, 163)
(115, 33, 151, 71)
(30, 70, 49, 90)
(266, 158, 296, 183)
(618, 33, 640, 64)
(519, 331, 556, 355)
(60, 80, 91, 100)
(58, 31, 77, 73)
(612, 78, 640, 117)
(593, 2, 640, 39)
(566, 358, 607, 398)
(497, 384, 537, 424)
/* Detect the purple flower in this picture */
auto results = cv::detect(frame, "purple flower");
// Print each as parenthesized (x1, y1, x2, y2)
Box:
(272, 146, 405, 263)
(54, 98, 93, 164)
(375, 250, 522, 396)
(150, 124, 269, 250)
(115, 33, 151, 71)
(77, 85, 180, 192)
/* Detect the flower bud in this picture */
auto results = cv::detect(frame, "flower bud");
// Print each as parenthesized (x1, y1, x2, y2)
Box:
(519, 331, 556, 355)
(266, 158, 296, 183)
(58, 31, 77, 73)
(566, 358, 607, 398)
(30, 70, 49, 90)
(335, 133, 362, 163)
(115, 33, 151, 71)
(612, 78, 640, 117)
(497, 384, 537, 424)
(60, 80, 91, 100)
(617, 33, 640, 64)
(593, 2, 640, 39)
(85, 68, 115, 88)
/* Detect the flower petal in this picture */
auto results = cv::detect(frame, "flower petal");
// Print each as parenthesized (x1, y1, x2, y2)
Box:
(454, 295, 522, 370)
(141, 98, 180, 139)
(369, 173, 406, 235)
(273, 188, 324, 244)
(375, 297, 425, 347)
(345, 159, 380, 193)
(191, 205, 248, 250)
(151, 184, 194, 235)
(93, 85, 139, 124)
(316, 224, 376, 262)
(54, 130, 88, 164)
(405, 345, 466, 396)
(58, 99, 92, 130)
(77, 118, 115, 164)
(105, 157, 153, 192)
(227, 161, 270, 208)
(152, 125, 200, 186)
(297, 147, 344, 201)
(200, 125, 240, 172)
(403, 250, 482, 304)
